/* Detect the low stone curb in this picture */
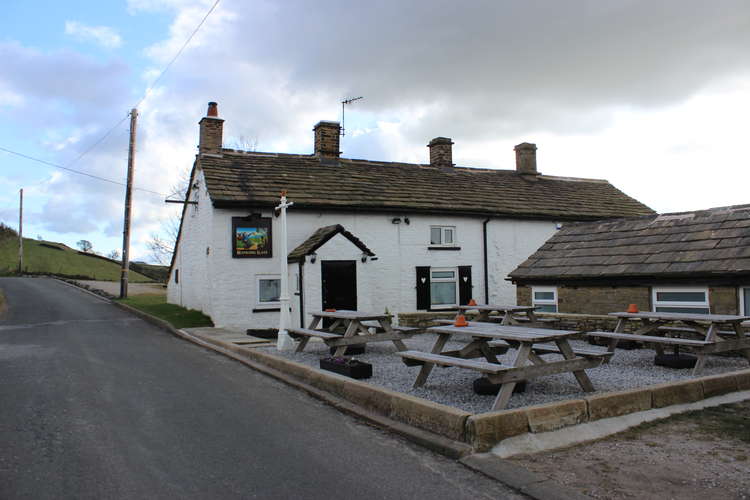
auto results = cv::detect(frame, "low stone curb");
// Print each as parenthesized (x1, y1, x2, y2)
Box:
(467, 368, 750, 452)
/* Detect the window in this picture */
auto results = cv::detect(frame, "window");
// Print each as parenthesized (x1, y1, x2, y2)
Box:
(430, 268, 458, 308)
(430, 226, 456, 246)
(257, 275, 281, 305)
(174, 269, 179, 284)
(532, 286, 557, 312)
(652, 287, 709, 314)
(740, 286, 750, 316)
(416, 266, 472, 310)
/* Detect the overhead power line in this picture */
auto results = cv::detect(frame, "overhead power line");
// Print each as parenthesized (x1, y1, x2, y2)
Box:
(133, 0, 222, 110)
(0, 146, 165, 196)
(3, 0, 221, 196)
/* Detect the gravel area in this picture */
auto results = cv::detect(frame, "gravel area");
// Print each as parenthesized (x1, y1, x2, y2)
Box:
(260, 334, 748, 414)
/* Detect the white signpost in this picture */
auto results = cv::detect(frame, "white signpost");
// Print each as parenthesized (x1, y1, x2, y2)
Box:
(276, 190, 295, 351)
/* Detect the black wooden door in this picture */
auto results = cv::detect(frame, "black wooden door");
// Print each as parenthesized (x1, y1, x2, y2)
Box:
(321, 260, 357, 327)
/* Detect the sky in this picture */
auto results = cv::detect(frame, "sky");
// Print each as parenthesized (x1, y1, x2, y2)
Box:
(1, 0, 749, 263)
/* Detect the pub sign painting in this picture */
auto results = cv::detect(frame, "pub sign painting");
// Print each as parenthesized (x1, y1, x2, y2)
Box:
(232, 216, 272, 258)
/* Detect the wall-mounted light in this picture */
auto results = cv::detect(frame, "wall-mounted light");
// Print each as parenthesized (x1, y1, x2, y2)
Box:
(361, 254, 368, 263)
(404, 217, 410, 225)
(391, 217, 401, 224)
(309, 253, 317, 263)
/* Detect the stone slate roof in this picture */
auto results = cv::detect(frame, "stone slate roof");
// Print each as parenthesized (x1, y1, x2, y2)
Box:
(509, 204, 750, 282)
(287, 224, 374, 263)
(199, 151, 653, 220)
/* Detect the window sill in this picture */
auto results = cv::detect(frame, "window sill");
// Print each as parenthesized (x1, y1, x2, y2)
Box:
(252, 307, 280, 313)
(428, 246, 461, 251)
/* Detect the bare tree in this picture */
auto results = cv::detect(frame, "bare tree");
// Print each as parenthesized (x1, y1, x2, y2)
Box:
(107, 249, 121, 261)
(77, 240, 92, 253)
(148, 168, 191, 265)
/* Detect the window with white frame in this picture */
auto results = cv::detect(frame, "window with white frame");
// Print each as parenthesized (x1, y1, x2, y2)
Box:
(430, 268, 458, 308)
(256, 275, 281, 306)
(532, 286, 558, 312)
(652, 286, 709, 314)
(430, 226, 456, 246)
(740, 286, 750, 316)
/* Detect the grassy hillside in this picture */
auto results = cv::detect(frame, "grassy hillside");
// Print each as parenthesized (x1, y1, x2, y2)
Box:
(0, 236, 154, 282)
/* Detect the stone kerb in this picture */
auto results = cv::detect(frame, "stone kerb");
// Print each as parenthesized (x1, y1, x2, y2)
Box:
(467, 368, 750, 452)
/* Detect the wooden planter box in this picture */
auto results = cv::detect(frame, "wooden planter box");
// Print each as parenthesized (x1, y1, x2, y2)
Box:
(320, 358, 372, 379)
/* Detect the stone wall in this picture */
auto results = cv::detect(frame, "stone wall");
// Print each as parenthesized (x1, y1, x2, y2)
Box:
(710, 286, 738, 315)
(516, 285, 649, 315)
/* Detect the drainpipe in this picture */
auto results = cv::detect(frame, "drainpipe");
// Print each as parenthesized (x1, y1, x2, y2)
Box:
(298, 260, 305, 328)
(483, 217, 490, 303)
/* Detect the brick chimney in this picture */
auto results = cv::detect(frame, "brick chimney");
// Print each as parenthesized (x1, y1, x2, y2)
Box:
(313, 121, 341, 158)
(514, 142, 538, 175)
(198, 101, 224, 156)
(428, 137, 454, 168)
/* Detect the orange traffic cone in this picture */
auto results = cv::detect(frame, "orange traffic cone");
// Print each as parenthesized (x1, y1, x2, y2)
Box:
(627, 304, 639, 313)
(454, 314, 469, 327)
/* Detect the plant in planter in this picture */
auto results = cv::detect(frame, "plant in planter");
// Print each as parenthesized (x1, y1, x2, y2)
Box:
(320, 356, 373, 379)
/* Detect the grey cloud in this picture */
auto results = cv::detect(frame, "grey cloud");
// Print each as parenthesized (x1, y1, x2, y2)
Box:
(207, 0, 750, 140)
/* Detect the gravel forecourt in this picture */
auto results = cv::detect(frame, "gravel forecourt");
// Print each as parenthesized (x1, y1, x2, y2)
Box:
(261, 333, 747, 413)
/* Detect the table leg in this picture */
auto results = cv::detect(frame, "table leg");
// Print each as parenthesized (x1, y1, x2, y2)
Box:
(691, 324, 720, 375)
(295, 316, 323, 352)
(414, 333, 451, 388)
(492, 343, 532, 410)
(332, 320, 359, 357)
(732, 322, 750, 365)
(377, 318, 408, 352)
(500, 311, 512, 326)
(555, 339, 595, 392)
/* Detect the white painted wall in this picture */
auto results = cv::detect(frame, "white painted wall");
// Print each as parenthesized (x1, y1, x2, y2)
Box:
(169, 194, 559, 331)
(167, 168, 213, 314)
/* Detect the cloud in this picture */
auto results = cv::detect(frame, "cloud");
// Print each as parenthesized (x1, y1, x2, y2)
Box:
(64, 21, 123, 49)
(5, 0, 750, 262)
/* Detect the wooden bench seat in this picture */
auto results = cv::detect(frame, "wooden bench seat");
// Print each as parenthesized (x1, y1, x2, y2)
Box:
(531, 343, 613, 358)
(586, 331, 711, 346)
(287, 328, 342, 340)
(397, 350, 508, 374)
(360, 321, 418, 333)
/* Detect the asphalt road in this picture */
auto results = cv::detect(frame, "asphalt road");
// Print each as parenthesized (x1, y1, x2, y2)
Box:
(0, 278, 524, 500)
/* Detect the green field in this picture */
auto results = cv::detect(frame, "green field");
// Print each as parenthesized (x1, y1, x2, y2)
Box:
(117, 294, 213, 329)
(0, 236, 154, 282)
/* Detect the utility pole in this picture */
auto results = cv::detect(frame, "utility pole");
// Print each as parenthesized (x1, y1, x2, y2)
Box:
(120, 108, 138, 299)
(18, 188, 23, 274)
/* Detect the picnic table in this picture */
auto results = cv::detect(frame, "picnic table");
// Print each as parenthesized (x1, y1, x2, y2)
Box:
(587, 311, 750, 375)
(398, 322, 609, 410)
(456, 304, 543, 325)
(288, 310, 419, 357)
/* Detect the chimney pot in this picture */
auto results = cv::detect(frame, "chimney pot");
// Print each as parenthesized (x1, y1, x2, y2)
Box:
(313, 121, 341, 158)
(514, 142, 538, 175)
(428, 137, 454, 168)
(198, 101, 224, 156)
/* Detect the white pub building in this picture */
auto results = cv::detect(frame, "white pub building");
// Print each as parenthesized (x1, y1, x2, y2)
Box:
(167, 102, 653, 332)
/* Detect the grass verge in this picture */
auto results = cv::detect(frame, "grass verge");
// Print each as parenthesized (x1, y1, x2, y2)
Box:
(117, 294, 213, 329)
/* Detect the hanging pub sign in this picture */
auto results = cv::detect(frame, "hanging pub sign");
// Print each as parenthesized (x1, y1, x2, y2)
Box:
(232, 216, 272, 258)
